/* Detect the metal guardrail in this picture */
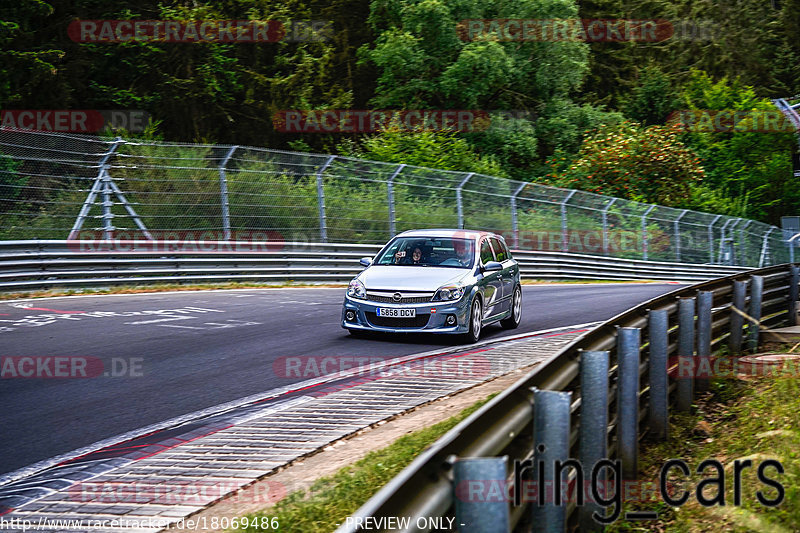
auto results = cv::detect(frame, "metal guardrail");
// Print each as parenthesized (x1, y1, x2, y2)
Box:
(0, 241, 749, 292)
(336, 263, 800, 533)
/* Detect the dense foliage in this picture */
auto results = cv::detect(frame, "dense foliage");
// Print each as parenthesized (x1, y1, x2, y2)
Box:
(1, 0, 798, 224)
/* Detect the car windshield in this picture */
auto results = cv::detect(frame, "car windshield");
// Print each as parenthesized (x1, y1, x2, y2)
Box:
(374, 237, 475, 268)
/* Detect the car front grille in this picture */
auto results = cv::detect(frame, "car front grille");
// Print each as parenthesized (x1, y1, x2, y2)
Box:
(365, 312, 430, 328)
(365, 292, 433, 304)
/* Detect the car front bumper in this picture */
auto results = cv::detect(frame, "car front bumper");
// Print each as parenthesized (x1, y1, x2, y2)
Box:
(341, 294, 471, 334)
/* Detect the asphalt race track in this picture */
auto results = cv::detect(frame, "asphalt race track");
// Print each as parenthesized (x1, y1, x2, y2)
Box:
(0, 283, 681, 476)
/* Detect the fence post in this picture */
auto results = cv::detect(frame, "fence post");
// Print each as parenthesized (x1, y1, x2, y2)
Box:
(101, 172, 114, 239)
(674, 210, 688, 262)
(70, 137, 123, 240)
(454, 457, 510, 533)
(641, 205, 656, 260)
(728, 218, 743, 265)
(617, 327, 640, 481)
(511, 183, 526, 249)
(729, 280, 747, 354)
(316, 155, 336, 242)
(560, 191, 576, 253)
(717, 218, 733, 264)
(748, 275, 764, 352)
(602, 198, 616, 256)
(648, 309, 669, 440)
(696, 291, 713, 392)
(456, 173, 474, 230)
(387, 164, 405, 238)
(708, 214, 722, 264)
(676, 297, 696, 411)
(739, 220, 753, 265)
(531, 389, 571, 533)
(791, 266, 799, 326)
(578, 350, 609, 532)
(759, 228, 775, 267)
(219, 145, 238, 240)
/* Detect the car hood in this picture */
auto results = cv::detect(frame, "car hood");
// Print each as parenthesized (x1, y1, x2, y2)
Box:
(358, 266, 470, 291)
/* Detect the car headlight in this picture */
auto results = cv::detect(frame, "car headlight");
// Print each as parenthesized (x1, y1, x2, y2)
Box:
(433, 284, 465, 301)
(347, 279, 366, 299)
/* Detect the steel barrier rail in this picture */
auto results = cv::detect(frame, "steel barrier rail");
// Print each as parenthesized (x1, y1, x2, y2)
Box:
(336, 263, 800, 533)
(0, 241, 748, 292)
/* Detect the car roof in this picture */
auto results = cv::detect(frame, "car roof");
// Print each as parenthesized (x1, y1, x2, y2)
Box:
(395, 229, 496, 240)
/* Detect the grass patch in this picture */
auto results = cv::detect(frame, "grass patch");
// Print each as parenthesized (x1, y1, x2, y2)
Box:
(608, 372, 800, 532)
(236, 394, 497, 533)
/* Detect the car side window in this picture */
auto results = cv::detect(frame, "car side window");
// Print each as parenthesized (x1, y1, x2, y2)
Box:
(490, 237, 507, 262)
(480, 239, 495, 265)
(502, 239, 512, 259)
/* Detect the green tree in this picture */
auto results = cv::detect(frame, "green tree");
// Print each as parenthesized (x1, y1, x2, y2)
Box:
(677, 71, 799, 224)
(546, 121, 704, 207)
(339, 125, 508, 177)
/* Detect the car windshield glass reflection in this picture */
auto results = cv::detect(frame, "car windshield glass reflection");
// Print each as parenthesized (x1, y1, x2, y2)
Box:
(374, 237, 475, 268)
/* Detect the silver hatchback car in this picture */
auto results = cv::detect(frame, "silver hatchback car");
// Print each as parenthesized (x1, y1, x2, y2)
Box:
(341, 229, 522, 343)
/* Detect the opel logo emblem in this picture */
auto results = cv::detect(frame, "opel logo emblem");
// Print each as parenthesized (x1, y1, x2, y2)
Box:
(392, 292, 403, 302)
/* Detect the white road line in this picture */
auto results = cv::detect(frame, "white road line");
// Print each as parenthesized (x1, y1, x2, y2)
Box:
(124, 316, 196, 325)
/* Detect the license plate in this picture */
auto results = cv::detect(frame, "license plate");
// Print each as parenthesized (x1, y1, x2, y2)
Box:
(376, 308, 416, 318)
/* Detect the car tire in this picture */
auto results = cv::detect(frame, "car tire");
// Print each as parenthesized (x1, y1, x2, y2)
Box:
(500, 285, 522, 329)
(348, 329, 367, 338)
(462, 297, 483, 344)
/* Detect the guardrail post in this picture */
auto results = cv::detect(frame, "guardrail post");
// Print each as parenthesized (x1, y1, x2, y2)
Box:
(456, 173, 474, 230)
(648, 310, 669, 440)
(641, 205, 656, 260)
(316, 155, 336, 242)
(708, 215, 722, 264)
(602, 198, 616, 256)
(560, 191, 576, 253)
(511, 183, 526, 249)
(676, 297, 696, 411)
(729, 280, 747, 354)
(219, 145, 238, 240)
(454, 457, 510, 533)
(674, 210, 688, 262)
(696, 291, 713, 392)
(748, 275, 764, 352)
(578, 350, 609, 532)
(790, 266, 799, 326)
(617, 327, 640, 481)
(387, 164, 405, 238)
(532, 389, 571, 533)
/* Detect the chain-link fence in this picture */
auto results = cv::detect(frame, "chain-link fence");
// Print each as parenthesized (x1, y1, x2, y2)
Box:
(0, 128, 790, 267)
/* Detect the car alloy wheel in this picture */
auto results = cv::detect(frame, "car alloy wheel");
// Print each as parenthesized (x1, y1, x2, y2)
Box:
(466, 297, 482, 343)
(501, 285, 521, 329)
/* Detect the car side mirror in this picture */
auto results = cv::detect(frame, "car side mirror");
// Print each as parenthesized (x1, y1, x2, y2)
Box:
(482, 261, 502, 272)
(359, 256, 373, 267)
